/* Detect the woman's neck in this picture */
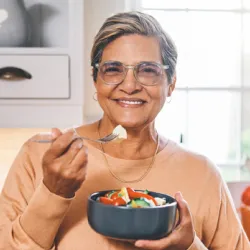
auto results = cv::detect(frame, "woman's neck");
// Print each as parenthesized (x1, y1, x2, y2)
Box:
(98, 117, 159, 160)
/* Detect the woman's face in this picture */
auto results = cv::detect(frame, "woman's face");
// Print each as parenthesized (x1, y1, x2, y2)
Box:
(94, 34, 175, 128)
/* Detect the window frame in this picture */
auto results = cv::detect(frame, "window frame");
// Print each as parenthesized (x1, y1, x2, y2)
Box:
(133, 0, 250, 168)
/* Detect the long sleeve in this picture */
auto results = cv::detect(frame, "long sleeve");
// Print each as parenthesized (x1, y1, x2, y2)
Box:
(188, 158, 250, 250)
(206, 178, 250, 249)
(187, 183, 250, 250)
(0, 142, 73, 250)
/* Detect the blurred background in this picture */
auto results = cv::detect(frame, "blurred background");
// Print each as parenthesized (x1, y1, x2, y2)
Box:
(0, 0, 250, 211)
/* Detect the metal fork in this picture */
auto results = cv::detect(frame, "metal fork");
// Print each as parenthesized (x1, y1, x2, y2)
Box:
(31, 130, 119, 144)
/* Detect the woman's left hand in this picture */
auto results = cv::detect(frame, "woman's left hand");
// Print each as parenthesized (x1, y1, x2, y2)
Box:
(134, 192, 195, 250)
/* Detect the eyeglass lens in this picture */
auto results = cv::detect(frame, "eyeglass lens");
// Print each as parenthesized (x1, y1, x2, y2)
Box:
(99, 61, 163, 85)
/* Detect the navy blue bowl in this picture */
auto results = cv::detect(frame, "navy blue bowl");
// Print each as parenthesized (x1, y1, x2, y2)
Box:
(87, 190, 177, 240)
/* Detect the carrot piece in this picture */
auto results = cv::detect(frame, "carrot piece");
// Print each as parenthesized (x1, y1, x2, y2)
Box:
(99, 197, 113, 205)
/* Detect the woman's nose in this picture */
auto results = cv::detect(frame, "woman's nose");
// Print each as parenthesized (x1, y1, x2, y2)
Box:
(118, 68, 142, 94)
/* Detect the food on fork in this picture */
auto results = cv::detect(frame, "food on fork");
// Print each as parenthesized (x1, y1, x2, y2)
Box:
(113, 125, 127, 141)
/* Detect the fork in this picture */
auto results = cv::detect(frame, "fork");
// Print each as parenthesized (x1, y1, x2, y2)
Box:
(31, 126, 125, 144)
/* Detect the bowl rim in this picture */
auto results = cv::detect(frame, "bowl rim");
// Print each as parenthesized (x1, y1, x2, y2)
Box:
(88, 189, 178, 210)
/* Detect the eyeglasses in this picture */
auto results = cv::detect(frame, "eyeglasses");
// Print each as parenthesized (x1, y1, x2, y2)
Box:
(94, 61, 169, 86)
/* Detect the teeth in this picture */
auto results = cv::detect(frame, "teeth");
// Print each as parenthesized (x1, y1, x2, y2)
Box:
(119, 100, 143, 105)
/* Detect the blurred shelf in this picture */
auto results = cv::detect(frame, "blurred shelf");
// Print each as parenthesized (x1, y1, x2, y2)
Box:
(0, 48, 68, 55)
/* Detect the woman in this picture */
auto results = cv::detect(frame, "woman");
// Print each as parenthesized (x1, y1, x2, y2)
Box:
(0, 11, 249, 250)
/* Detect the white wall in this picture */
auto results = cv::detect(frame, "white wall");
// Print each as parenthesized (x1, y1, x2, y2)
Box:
(83, 0, 133, 122)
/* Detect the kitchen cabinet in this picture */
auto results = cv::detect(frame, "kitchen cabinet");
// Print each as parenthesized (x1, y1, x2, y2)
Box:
(0, 0, 84, 127)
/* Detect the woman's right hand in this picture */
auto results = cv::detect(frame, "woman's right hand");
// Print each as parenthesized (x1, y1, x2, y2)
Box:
(42, 128, 88, 198)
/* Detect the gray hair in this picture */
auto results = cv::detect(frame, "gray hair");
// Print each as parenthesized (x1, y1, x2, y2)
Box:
(91, 11, 178, 83)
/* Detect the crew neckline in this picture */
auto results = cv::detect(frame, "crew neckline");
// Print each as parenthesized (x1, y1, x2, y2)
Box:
(84, 138, 178, 167)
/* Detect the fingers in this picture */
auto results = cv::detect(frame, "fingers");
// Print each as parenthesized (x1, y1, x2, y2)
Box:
(135, 192, 194, 250)
(59, 139, 88, 170)
(135, 236, 174, 249)
(175, 192, 192, 226)
(44, 130, 75, 162)
(174, 207, 180, 228)
(68, 145, 88, 181)
(51, 127, 63, 139)
(70, 144, 88, 167)
(41, 127, 89, 198)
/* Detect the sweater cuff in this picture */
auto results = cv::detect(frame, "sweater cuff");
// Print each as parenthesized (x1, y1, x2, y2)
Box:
(187, 235, 207, 250)
(20, 181, 73, 249)
(12, 217, 56, 250)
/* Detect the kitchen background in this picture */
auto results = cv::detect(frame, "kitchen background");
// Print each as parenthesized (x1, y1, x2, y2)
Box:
(0, 0, 250, 225)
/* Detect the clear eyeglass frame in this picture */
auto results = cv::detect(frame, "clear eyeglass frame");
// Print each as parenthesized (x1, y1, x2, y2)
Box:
(94, 61, 169, 86)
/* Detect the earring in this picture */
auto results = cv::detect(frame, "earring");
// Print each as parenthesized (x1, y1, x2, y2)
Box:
(167, 96, 172, 103)
(93, 92, 98, 101)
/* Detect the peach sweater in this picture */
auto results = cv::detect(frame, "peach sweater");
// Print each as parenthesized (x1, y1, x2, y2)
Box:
(0, 138, 249, 250)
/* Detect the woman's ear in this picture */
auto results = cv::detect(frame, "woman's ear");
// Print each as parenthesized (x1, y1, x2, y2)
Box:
(168, 75, 176, 97)
(92, 67, 97, 86)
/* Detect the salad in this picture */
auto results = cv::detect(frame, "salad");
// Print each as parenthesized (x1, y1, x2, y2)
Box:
(97, 187, 167, 208)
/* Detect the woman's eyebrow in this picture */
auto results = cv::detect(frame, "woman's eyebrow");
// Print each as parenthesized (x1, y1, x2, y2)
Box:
(102, 60, 162, 65)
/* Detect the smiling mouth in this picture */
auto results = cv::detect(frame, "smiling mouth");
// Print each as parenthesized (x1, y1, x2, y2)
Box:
(113, 99, 146, 107)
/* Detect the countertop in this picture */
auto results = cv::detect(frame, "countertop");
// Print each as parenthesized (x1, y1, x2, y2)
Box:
(0, 128, 48, 189)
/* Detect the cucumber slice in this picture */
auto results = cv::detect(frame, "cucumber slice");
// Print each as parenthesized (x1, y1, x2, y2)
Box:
(128, 198, 151, 208)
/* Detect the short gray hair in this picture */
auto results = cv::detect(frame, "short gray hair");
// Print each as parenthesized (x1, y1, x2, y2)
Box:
(91, 11, 178, 83)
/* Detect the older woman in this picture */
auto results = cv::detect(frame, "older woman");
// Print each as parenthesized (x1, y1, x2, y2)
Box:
(0, 11, 249, 250)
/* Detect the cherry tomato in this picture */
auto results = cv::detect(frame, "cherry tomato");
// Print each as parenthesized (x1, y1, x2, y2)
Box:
(242, 186, 250, 206)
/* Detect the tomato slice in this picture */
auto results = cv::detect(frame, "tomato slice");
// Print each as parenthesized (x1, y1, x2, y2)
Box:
(242, 186, 250, 206)
(126, 187, 135, 194)
(126, 187, 157, 205)
(112, 197, 126, 206)
(99, 197, 113, 205)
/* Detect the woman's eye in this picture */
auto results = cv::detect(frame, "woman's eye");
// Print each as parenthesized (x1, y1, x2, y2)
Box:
(140, 67, 158, 74)
(143, 68, 156, 73)
(104, 67, 122, 74)
(105, 67, 119, 72)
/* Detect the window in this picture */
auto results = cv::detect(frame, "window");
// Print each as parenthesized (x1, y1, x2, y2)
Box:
(138, 0, 250, 166)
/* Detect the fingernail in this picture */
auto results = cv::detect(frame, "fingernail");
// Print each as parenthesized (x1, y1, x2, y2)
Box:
(72, 128, 79, 139)
(72, 139, 83, 149)
(178, 192, 183, 198)
(174, 192, 181, 200)
(135, 241, 143, 247)
(51, 128, 57, 139)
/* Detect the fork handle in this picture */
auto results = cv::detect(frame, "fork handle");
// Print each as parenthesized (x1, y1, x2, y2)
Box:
(31, 136, 105, 144)
(76, 136, 106, 144)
